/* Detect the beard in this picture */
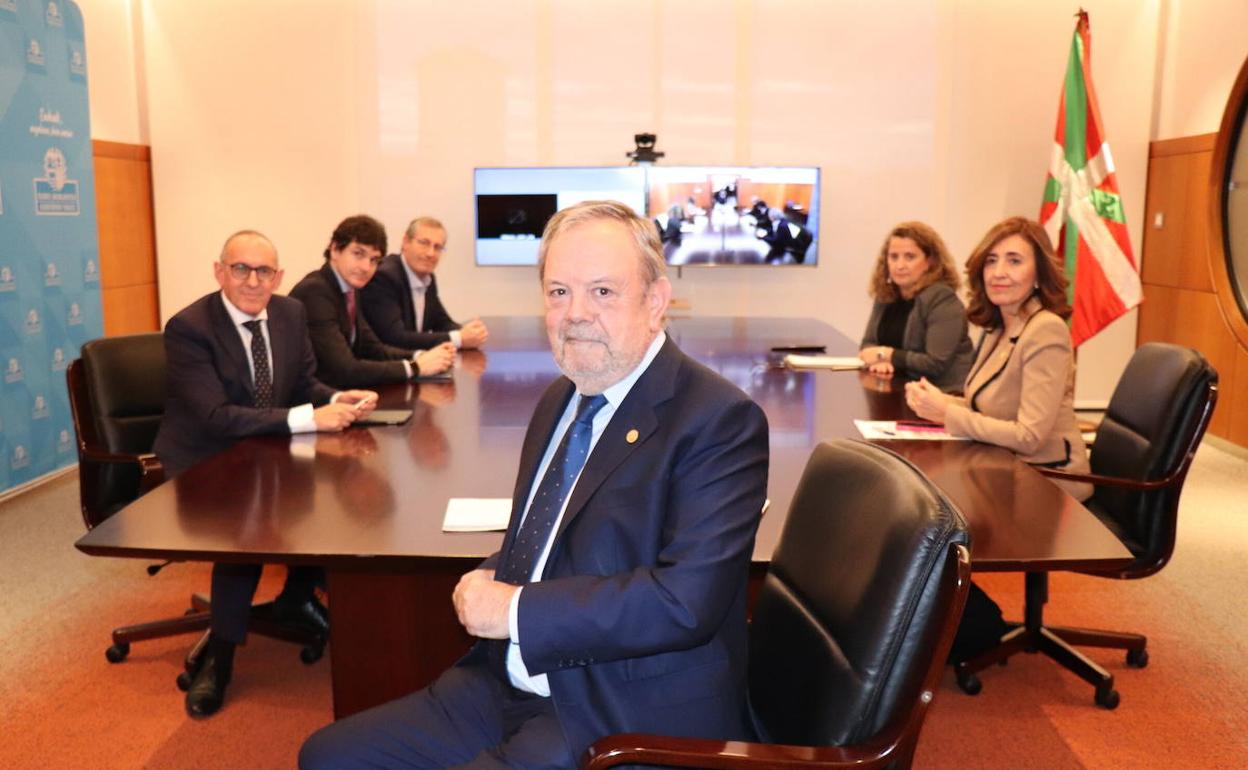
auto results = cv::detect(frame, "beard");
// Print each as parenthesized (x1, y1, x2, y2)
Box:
(551, 323, 641, 395)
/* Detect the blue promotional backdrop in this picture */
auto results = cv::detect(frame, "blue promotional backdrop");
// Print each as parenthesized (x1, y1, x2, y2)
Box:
(1, 0, 102, 493)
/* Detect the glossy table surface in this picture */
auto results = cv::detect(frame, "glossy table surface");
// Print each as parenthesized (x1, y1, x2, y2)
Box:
(77, 315, 1131, 573)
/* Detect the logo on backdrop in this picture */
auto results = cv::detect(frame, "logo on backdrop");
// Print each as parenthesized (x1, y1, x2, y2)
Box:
(11, 445, 30, 471)
(68, 43, 86, 79)
(84, 258, 98, 282)
(25, 308, 41, 334)
(51, 347, 67, 371)
(26, 36, 45, 68)
(5, 357, 23, 384)
(0, 265, 15, 291)
(57, 429, 72, 454)
(45, 2, 62, 27)
(32, 394, 49, 419)
(1, 0, 19, 15)
(44, 261, 60, 286)
(67, 301, 82, 326)
(33, 147, 80, 215)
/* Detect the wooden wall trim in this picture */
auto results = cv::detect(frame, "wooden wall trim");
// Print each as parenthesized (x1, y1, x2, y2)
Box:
(1208, 55, 1248, 350)
(92, 139, 151, 162)
(1150, 134, 1217, 158)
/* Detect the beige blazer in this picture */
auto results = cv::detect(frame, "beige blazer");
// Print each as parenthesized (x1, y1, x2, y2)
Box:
(944, 299, 1091, 501)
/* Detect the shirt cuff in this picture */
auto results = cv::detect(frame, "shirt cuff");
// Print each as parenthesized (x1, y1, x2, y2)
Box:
(449, 329, 463, 348)
(508, 586, 523, 645)
(403, 359, 414, 379)
(286, 403, 317, 433)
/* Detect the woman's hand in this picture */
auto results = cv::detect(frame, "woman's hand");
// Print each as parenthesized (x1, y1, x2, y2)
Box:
(859, 345, 893, 365)
(904, 377, 953, 424)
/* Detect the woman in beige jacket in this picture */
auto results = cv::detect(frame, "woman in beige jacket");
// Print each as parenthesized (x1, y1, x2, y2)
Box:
(905, 216, 1091, 661)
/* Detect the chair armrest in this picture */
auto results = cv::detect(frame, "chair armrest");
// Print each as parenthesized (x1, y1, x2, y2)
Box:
(80, 447, 165, 490)
(1037, 467, 1175, 491)
(583, 733, 903, 770)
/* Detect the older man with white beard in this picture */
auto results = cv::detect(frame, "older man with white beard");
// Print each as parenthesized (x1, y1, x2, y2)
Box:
(301, 200, 770, 770)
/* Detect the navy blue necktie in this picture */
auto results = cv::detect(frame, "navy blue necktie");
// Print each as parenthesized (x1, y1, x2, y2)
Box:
(242, 320, 273, 409)
(497, 394, 608, 585)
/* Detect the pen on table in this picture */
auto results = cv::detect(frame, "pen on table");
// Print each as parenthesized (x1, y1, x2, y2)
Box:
(354, 397, 376, 411)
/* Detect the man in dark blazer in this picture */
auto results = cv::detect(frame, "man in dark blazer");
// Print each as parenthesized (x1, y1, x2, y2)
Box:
(289, 215, 456, 389)
(359, 216, 489, 350)
(154, 230, 378, 718)
(300, 201, 770, 769)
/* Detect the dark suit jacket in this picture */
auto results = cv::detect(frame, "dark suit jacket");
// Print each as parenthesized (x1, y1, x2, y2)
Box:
(467, 334, 770, 762)
(153, 292, 336, 478)
(359, 254, 461, 349)
(288, 263, 415, 389)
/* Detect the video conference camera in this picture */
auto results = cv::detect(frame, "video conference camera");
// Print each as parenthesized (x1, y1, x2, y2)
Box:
(626, 132, 664, 165)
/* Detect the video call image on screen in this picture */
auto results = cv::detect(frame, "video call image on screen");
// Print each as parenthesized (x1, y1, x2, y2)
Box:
(473, 165, 819, 267)
(648, 166, 819, 266)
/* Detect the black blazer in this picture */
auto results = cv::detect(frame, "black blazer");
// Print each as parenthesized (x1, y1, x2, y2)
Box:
(153, 292, 336, 478)
(288, 263, 415, 389)
(359, 254, 461, 349)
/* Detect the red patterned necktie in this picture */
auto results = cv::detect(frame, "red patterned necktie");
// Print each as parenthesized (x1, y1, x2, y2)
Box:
(345, 289, 357, 342)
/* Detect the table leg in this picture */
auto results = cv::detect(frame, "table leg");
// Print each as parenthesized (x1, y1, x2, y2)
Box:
(327, 561, 475, 719)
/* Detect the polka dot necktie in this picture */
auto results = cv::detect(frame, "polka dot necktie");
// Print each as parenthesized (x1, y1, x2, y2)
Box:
(242, 320, 273, 408)
(496, 394, 608, 585)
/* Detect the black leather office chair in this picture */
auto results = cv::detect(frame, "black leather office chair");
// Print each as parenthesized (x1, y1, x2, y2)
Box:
(955, 342, 1218, 709)
(68, 334, 325, 673)
(584, 440, 972, 770)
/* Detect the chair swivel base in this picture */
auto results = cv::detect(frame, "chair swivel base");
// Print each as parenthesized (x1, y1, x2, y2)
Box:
(954, 572, 1147, 709)
(104, 593, 326, 678)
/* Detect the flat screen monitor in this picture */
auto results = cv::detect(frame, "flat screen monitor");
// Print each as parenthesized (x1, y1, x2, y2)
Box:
(472, 165, 819, 267)
(473, 167, 647, 266)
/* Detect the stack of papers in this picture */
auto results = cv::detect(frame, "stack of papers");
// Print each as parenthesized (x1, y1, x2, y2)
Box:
(784, 354, 864, 371)
(854, 420, 967, 441)
(442, 498, 512, 532)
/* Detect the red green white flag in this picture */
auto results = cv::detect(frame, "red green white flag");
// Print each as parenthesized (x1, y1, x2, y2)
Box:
(1039, 10, 1141, 348)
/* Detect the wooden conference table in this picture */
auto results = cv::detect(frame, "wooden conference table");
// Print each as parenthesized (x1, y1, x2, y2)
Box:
(76, 316, 1131, 718)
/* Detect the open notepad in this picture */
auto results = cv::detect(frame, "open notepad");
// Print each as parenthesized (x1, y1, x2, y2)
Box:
(784, 354, 864, 371)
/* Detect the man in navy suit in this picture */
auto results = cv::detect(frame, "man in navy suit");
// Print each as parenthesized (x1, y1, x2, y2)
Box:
(300, 201, 770, 769)
(154, 230, 378, 718)
(359, 216, 490, 350)
(290, 215, 457, 389)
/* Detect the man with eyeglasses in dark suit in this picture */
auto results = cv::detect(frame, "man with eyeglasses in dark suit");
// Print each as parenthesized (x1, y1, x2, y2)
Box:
(154, 230, 379, 718)
(290, 215, 457, 389)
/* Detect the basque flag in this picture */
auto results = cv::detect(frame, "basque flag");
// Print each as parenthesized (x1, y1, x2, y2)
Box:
(1039, 10, 1142, 348)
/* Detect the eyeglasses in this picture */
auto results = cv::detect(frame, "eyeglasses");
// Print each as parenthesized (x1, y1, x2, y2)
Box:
(225, 263, 278, 282)
(414, 238, 446, 254)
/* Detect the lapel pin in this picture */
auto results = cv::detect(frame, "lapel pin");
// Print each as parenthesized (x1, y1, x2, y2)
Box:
(626, 429, 639, 444)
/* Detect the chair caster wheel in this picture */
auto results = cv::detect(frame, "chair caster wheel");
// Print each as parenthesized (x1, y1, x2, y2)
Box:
(956, 670, 982, 695)
(1126, 648, 1149, 668)
(105, 643, 130, 663)
(1095, 685, 1120, 710)
(300, 644, 324, 665)
(176, 671, 193, 692)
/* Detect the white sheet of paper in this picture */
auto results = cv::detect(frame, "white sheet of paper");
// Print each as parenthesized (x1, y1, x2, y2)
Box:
(853, 420, 969, 441)
(784, 354, 864, 370)
(442, 498, 512, 532)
